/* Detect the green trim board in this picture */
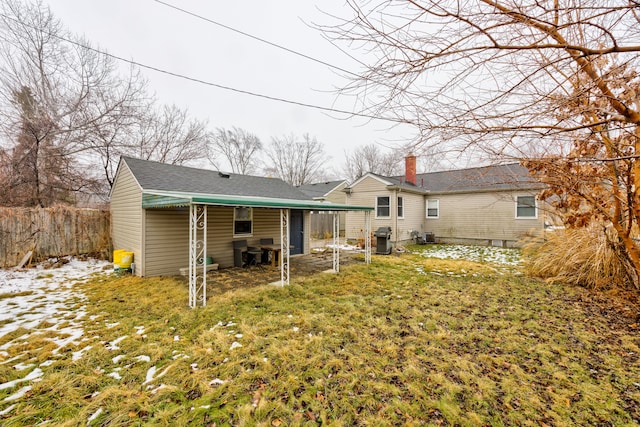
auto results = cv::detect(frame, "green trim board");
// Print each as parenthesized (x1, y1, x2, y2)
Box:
(142, 191, 373, 211)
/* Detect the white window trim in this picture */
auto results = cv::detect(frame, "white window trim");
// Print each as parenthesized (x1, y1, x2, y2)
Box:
(375, 196, 391, 219)
(515, 195, 538, 219)
(397, 196, 404, 219)
(426, 199, 439, 219)
(233, 206, 254, 236)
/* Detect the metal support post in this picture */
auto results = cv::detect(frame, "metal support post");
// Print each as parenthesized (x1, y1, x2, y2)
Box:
(280, 209, 290, 286)
(364, 211, 371, 264)
(189, 204, 207, 308)
(332, 211, 339, 272)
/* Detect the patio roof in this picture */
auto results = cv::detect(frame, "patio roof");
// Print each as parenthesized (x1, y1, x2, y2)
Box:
(142, 191, 374, 211)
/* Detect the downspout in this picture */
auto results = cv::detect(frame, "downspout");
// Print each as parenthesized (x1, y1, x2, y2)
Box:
(395, 189, 399, 246)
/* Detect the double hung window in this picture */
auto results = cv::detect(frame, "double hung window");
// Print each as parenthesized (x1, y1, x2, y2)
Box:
(234, 207, 253, 235)
(376, 196, 390, 218)
(426, 199, 439, 218)
(516, 196, 537, 218)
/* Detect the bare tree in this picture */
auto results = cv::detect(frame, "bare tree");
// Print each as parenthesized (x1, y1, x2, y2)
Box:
(324, 1, 640, 286)
(0, 86, 102, 206)
(75, 63, 150, 189)
(344, 143, 403, 181)
(265, 133, 328, 186)
(207, 127, 262, 174)
(132, 104, 209, 166)
(0, 0, 148, 203)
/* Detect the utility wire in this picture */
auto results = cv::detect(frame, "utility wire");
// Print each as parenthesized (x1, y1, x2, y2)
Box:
(152, 1, 423, 103)
(152, 0, 362, 79)
(0, 12, 408, 125)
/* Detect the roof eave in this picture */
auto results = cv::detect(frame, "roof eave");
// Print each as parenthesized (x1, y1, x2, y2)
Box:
(385, 185, 429, 195)
(427, 185, 546, 196)
(141, 191, 373, 211)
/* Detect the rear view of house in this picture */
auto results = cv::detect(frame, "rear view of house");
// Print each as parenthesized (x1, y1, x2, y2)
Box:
(110, 157, 372, 279)
(417, 163, 547, 246)
(344, 156, 548, 248)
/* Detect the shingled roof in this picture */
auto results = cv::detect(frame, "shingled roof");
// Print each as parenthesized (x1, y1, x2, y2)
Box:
(413, 163, 543, 194)
(297, 180, 347, 199)
(121, 156, 310, 200)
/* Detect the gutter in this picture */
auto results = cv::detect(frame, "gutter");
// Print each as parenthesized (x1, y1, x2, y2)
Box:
(385, 185, 429, 195)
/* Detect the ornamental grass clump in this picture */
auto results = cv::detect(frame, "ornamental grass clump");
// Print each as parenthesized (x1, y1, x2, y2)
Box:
(522, 224, 635, 290)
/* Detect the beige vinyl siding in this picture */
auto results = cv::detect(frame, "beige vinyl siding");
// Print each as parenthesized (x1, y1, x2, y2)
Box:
(344, 176, 424, 243)
(206, 206, 235, 269)
(144, 207, 297, 275)
(225, 208, 307, 264)
(325, 183, 347, 204)
(425, 191, 545, 244)
(206, 207, 280, 269)
(325, 183, 347, 233)
(144, 208, 189, 276)
(345, 176, 392, 240)
(251, 208, 282, 247)
(109, 163, 143, 274)
(393, 192, 425, 243)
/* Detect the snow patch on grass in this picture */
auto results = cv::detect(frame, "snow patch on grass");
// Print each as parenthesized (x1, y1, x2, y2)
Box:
(0, 367, 43, 390)
(72, 345, 92, 361)
(0, 258, 109, 406)
(0, 403, 16, 415)
(107, 371, 122, 380)
(105, 335, 128, 351)
(417, 244, 521, 266)
(87, 407, 103, 425)
(4, 385, 31, 402)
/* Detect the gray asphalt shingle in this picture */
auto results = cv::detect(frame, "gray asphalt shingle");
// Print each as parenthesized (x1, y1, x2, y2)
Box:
(387, 163, 542, 193)
(416, 163, 543, 193)
(297, 180, 346, 198)
(122, 157, 311, 200)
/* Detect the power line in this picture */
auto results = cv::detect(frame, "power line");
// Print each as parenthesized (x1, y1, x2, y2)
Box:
(152, 1, 424, 108)
(152, 0, 362, 79)
(0, 12, 408, 125)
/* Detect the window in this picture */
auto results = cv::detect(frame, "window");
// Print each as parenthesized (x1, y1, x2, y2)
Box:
(397, 196, 404, 218)
(516, 196, 537, 218)
(234, 207, 253, 235)
(426, 199, 439, 218)
(376, 196, 390, 218)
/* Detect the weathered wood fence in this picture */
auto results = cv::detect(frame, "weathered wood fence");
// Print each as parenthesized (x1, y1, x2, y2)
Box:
(309, 212, 346, 239)
(0, 207, 111, 267)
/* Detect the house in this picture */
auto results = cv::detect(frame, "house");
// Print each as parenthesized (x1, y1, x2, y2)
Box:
(297, 180, 348, 236)
(297, 180, 348, 204)
(344, 155, 547, 247)
(109, 157, 373, 307)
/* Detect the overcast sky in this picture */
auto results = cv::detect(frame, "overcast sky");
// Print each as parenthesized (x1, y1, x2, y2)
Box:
(43, 0, 414, 175)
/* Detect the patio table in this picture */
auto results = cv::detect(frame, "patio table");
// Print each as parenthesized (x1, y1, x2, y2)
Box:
(260, 244, 292, 267)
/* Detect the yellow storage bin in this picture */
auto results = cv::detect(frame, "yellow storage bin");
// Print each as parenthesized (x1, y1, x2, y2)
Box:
(113, 249, 125, 269)
(120, 252, 134, 269)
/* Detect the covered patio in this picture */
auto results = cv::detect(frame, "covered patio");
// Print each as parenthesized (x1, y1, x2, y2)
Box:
(195, 250, 363, 299)
(142, 192, 373, 308)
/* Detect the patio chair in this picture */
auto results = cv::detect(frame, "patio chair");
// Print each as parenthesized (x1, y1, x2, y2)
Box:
(233, 239, 264, 268)
(246, 246, 263, 268)
(259, 238, 274, 264)
(232, 240, 248, 267)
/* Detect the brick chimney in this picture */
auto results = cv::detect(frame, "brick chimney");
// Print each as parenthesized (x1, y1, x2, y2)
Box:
(405, 154, 416, 186)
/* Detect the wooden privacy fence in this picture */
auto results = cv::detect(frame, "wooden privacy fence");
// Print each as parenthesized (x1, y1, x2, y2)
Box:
(0, 207, 111, 267)
(310, 212, 346, 239)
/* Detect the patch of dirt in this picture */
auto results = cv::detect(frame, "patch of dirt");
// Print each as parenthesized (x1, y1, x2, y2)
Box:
(202, 252, 360, 295)
(566, 288, 640, 333)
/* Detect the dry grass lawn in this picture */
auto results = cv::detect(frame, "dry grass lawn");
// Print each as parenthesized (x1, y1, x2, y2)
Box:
(1, 250, 639, 426)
